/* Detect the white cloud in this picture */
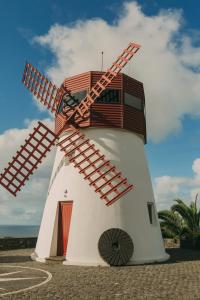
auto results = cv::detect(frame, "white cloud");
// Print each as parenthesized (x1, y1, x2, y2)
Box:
(154, 158, 200, 210)
(0, 119, 55, 225)
(192, 158, 200, 179)
(33, 1, 200, 142)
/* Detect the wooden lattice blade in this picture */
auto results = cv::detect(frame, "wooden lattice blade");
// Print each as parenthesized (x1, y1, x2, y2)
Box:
(0, 122, 57, 196)
(22, 63, 60, 114)
(64, 42, 141, 123)
(57, 129, 133, 206)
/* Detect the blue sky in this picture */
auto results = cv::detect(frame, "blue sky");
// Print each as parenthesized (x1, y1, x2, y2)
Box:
(0, 0, 200, 224)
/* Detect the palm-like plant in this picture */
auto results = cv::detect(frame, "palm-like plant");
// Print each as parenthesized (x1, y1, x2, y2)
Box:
(158, 209, 184, 238)
(158, 195, 200, 246)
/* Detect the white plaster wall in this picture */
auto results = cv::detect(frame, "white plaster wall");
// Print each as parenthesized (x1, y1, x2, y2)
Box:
(34, 128, 168, 265)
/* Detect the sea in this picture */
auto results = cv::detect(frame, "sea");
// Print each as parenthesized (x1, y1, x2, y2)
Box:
(0, 225, 40, 238)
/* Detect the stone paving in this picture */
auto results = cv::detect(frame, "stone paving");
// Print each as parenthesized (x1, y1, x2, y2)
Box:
(0, 248, 200, 299)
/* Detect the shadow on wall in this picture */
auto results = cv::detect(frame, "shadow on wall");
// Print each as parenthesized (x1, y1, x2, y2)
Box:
(86, 127, 132, 157)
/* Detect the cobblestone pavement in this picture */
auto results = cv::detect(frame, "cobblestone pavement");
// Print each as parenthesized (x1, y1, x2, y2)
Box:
(0, 248, 200, 299)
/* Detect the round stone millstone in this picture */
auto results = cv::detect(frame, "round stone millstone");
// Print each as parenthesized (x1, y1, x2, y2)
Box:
(98, 228, 134, 266)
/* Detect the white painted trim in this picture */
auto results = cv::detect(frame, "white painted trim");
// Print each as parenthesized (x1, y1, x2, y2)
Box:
(35, 258, 47, 263)
(63, 260, 109, 267)
(31, 252, 46, 263)
(128, 253, 170, 265)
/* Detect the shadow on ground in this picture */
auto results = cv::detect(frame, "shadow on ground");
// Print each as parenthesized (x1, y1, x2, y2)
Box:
(163, 248, 200, 264)
(0, 255, 31, 263)
(0, 248, 200, 265)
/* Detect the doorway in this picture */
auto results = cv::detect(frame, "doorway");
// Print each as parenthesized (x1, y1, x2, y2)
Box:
(57, 201, 73, 256)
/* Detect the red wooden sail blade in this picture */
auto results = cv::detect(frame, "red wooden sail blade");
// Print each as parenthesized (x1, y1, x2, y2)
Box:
(0, 122, 57, 196)
(64, 42, 141, 123)
(57, 129, 133, 206)
(22, 63, 60, 113)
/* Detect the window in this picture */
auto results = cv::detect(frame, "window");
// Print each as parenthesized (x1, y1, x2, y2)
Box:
(124, 92, 143, 110)
(96, 89, 120, 104)
(147, 202, 156, 225)
(59, 89, 87, 113)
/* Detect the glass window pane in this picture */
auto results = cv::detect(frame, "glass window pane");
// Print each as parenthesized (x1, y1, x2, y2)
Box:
(147, 203, 153, 224)
(59, 90, 87, 113)
(96, 89, 120, 104)
(147, 202, 156, 225)
(124, 92, 142, 110)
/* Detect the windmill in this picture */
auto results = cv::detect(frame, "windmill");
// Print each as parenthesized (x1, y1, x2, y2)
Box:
(0, 42, 168, 266)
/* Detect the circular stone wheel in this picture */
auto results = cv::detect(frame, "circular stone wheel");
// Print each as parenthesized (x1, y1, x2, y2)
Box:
(98, 228, 134, 266)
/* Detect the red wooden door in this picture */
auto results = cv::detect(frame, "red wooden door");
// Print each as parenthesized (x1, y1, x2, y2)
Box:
(57, 201, 73, 256)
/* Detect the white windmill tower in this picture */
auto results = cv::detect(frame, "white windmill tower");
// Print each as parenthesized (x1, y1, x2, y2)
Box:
(0, 42, 169, 266)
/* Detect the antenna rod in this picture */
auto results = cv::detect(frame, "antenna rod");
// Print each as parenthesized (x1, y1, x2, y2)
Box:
(101, 51, 104, 71)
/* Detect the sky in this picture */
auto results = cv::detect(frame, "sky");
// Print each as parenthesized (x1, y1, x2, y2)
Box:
(0, 0, 200, 224)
